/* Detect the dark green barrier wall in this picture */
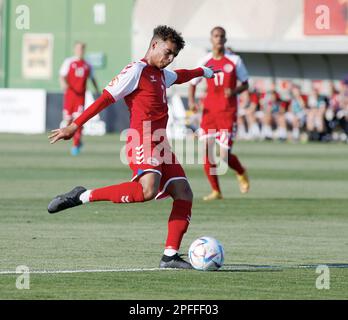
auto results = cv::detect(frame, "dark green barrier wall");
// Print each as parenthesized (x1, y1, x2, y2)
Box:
(4, 0, 133, 91)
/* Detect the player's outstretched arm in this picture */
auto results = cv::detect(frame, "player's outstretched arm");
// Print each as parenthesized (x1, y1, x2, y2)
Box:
(174, 66, 218, 85)
(73, 90, 115, 128)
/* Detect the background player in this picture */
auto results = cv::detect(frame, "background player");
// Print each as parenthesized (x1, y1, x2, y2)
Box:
(188, 26, 250, 201)
(59, 42, 100, 156)
(48, 26, 216, 269)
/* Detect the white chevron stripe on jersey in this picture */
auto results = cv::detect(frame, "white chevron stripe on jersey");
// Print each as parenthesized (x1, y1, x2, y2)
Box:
(136, 154, 144, 161)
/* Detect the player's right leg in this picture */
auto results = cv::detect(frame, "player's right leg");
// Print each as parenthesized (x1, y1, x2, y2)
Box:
(159, 179, 193, 269)
(47, 172, 160, 214)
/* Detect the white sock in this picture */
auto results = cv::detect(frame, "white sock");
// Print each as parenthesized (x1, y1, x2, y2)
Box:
(238, 124, 247, 139)
(293, 128, 300, 140)
(251, 123, 261, 138)
(164, 248, 177, 257)
(277, 128, 287, 139)
(79, 190, 91, 204)
(262, 125, 273, 138)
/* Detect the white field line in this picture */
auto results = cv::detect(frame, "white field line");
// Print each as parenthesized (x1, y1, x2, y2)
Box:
(0, 267, 169, 275)
(1, 264, 347, 275)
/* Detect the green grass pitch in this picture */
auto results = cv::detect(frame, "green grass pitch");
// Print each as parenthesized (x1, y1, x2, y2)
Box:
(0, 133, 347, 299)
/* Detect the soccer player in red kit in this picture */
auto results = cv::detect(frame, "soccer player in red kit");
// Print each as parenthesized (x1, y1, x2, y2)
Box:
(59, 42, 99, 156)
(188, 27, 250, 201)
(48, 26, 216, 269)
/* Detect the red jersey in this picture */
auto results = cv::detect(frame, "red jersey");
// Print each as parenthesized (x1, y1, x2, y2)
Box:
(191, 52, 249, 113)
(60, 57, 93, 95)
(74, 60, 203, 135)
(105, 60, 189, 134)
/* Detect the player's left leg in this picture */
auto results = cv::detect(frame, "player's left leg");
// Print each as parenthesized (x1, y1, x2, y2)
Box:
(159, 179, 193, 269)
(217, 121, 250, 194)
(219, 145, 249, 194)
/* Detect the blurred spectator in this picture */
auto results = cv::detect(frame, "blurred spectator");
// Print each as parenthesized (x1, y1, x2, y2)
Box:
(245, 88, 262, 140)
(285, 84, 307, 141)
(260, 89, 287, 141)
(188, 78, 348, 143)
(237, 90, 250, 140)
(306, 86, 328, 141)
(185, 98, 202, 132)
(325, 82, 340, 140)
(337, 77, 348, 141)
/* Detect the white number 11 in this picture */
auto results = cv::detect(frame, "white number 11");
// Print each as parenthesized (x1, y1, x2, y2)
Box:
(214, 72, 224, 86)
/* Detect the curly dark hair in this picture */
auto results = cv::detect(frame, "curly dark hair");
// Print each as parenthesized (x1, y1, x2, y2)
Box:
(152, 25, 185, 52)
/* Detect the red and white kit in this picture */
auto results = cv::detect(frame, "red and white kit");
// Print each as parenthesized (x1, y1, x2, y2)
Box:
(74, 59, 203, 199)
(191, 52, 249, 149)
(60, 57, 94, 121)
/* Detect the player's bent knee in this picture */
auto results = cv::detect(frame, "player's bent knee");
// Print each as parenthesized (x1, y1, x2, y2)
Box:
(138, 172, 161, 201)
(170, 181, 194, 202)
(142, 186, 157, 201)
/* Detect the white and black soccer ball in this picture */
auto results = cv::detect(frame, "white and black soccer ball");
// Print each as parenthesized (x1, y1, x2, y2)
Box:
(188, 236, 224, 271)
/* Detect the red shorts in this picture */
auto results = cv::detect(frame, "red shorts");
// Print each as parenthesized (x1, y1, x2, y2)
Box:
(63, 90, 85, 121)
(199, 111, 237, 149)
(126, 135, 187, 200)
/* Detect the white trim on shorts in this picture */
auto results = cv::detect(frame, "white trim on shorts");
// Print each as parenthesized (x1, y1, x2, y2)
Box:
(155, 177, 188, 200)
(131, 169, 162, 182)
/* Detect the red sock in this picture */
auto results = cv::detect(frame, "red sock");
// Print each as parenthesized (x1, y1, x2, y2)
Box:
(203, 155, 221, 192)
(73, 126, 83, 147)
(90, 182, 144, 203)
(165, 200, 192, 250)
(228, 153, 245, 175)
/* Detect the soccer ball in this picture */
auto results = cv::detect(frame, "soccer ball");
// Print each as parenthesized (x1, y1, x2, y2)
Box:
(188, 236, 224, 271)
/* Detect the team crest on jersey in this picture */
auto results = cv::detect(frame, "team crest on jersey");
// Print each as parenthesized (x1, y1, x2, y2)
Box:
(75, 67, 85, 77)
(108, 76, 119, 87)
(223, 64, 233, 73)
(147, 157, 160, 167)
(150, 75, 157, 82)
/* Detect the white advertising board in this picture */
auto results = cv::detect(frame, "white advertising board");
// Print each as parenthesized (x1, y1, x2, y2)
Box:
(0, 89, 46, 134)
